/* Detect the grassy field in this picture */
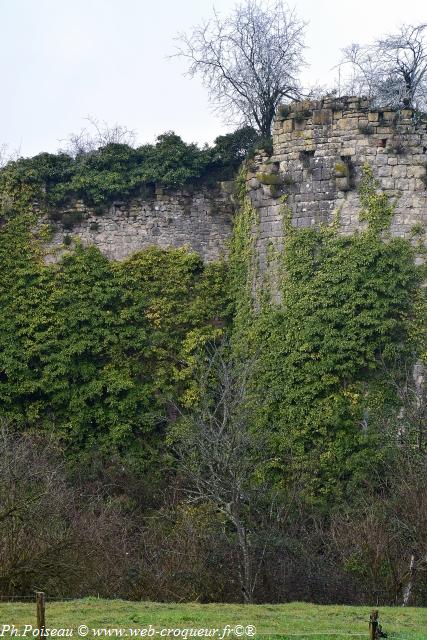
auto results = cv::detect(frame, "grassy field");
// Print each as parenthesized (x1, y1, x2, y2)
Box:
(0, 599, 426, 640)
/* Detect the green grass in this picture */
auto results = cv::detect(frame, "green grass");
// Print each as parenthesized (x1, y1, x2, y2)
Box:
(0, 600, 426, 640)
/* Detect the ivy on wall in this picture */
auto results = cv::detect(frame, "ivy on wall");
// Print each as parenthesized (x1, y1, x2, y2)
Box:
(229, 167, 425, 503)
(0, 161, 425, 499)
(0, 212, 228, 461)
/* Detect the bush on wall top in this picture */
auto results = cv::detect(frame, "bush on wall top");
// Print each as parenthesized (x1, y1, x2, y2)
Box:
(0, 127, 260, 209)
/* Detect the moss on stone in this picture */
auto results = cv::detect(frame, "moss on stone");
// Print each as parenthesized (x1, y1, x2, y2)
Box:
(334, 162, 349, 177)
(256, 173, 283, 186)
(278, 104, 290, 119)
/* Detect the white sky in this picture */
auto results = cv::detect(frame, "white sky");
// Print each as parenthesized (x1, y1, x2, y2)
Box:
(1, 0, 426, 157)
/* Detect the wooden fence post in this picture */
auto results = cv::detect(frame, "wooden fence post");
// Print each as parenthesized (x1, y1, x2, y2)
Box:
(369, 609, 378, 640)
(36, 592, 46, 636)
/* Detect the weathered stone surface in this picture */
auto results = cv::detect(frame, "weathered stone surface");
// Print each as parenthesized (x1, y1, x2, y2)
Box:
(312, 109, 333, 125)
(44, 184, 235, 263)
(42, 97, 426, 270)
(245, 96, 427, 273)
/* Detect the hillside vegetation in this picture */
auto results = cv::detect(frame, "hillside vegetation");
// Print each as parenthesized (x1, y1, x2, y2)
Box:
(0, 145, 426, 605)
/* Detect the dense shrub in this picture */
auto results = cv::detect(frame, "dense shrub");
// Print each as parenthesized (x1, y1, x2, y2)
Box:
(0, 214, 228, 457)
(0, 127, 259, 208)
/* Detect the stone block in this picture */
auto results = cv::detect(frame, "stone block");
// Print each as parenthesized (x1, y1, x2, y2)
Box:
(248, 177, 261, 189)
(395, 178, 409, 190)
(336, 177, 350, 191)
(392, 165, 407, 178)
(412, 165, 427, 178)
(312, 109, 332, 125)
(340, 148, 355, 156)
(382, 178, 395, 190)
(378, 166, 392, 177)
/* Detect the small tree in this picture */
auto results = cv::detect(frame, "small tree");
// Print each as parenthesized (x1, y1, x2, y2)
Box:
(171, 344, 288, 603)
(0, 143, 20, 169)
(0, 425, 74, 594)
(340, 24, 427, 110)
(61, 116, 136, 157)
(175, 0, 306, 136)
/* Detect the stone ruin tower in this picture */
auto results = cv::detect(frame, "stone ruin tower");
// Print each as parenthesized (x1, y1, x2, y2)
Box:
(246, 96, 427, 273)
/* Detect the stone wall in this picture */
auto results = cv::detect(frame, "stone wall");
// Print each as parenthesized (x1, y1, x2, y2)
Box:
(44, 97, 427, 267)
(45, 183, 235, 263)
(247, 96, 427, 273)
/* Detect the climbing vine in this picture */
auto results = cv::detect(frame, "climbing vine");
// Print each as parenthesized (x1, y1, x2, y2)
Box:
(359, 164, 395, 233)
(229, 167, 424, 503)
(227, 169, 259, 356)
(0, 212, 228, 460)
(0, 162, 425, 498)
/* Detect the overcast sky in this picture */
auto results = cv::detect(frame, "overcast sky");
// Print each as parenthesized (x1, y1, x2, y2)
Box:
(1, 0, 426, 157)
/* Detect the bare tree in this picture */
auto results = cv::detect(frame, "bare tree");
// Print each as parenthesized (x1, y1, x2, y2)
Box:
(339, 24, 427, 110)
(0, 143, 21, 169)
(0, 144, 11, 168)
(171, 344, 290, 603)
(61, 116, 136, 157)
(331, 451, 427, 606)
(0, 425, 75, 595)
(330, 355, 427, 605)
(175, 0, 306, 137)
(0, 424, 136, 597)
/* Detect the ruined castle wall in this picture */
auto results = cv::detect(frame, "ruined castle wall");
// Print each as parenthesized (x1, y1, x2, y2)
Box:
(247, 96, 427, 273)
(45, 183, 235, 263)
(44, 98, 427, 267)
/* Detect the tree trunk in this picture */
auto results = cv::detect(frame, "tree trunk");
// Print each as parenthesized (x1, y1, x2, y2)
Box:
(402, 552, 416, 606)
(237, 522, 252, 603)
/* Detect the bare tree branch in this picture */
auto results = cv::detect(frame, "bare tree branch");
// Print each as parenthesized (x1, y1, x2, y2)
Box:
(0, 143, 21, 169)
(339, 24, 427, 110)
(60, 116, 137, 157)
(170, 342, 291, 603)
(174, 0, 307, 136)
